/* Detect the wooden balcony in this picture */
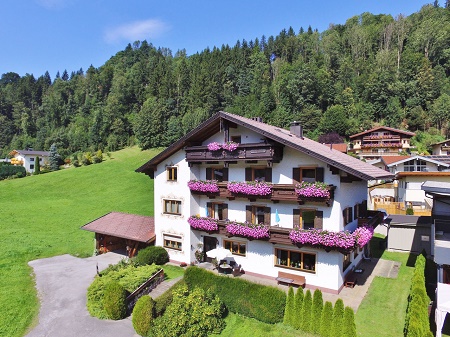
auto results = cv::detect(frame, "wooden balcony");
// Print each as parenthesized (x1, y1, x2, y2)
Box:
(190, 183, 335, 205)
(185, 142, 284, 163)
(363, 135, 400, 141)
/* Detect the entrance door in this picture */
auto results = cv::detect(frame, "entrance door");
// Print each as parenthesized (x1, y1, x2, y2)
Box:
(203, 236, 217, 263)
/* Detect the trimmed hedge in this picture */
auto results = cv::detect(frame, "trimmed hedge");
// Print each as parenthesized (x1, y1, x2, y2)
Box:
(132, 295, 155, 336)
(133, 246, 169, 266)
(103, 281, 127, 320)
(154, 279, 186, 317)
(183, 266, 286, 324)
(0, 165, 26, 179)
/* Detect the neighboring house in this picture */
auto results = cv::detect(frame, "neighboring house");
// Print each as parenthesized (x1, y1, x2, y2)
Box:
(349, 126, 415, 160)
(136, 111, 393, 293)
(431, 139, 450, 155)
(9, 149, 49, 173)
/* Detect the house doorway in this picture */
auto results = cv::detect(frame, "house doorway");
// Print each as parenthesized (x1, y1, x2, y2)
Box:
(203, 236, 217, 263)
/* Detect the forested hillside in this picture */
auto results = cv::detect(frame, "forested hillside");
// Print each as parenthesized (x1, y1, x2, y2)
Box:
(1, 4, 450, 158)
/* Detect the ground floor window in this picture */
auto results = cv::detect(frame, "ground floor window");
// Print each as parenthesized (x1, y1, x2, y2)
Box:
(163, 234, 182, 251)
(224, 240, 246, 256)
(275, 248, 316, 273)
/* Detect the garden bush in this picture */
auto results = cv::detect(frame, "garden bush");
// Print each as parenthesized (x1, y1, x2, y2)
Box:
(284, 286, 295, 326)
(0, 165, 26, 180)
(342, 306, 356, 337)
(132, 295, 155, 336)
(184, 266, 286, 324)
(320, 301, 333, 337)
(312, 289, 324, 335)
(406, 208, 414, 215)
(331, 298, 344, 337)
(293, 287, 304, 329)
(134, 246, 169, 266)
(154, 279, 186, 317)
(301, 289, 312, 332)
(103, 281, 127, 320)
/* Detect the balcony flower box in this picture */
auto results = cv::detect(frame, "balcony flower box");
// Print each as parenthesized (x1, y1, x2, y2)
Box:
(188, 180, 220, 193)
(207, 142, 222, 151)
(227, 181, 272, 196)
(222, 141, 239, 152)
(289, 225, 374, 253)
(295, 181, 330, 199)
(226, 221, 270, 239)
(188, 215, 219, 232)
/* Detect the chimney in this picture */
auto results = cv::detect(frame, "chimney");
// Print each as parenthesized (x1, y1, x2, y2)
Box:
(290, 121, 303, 139)
(251, 116, 263, 123)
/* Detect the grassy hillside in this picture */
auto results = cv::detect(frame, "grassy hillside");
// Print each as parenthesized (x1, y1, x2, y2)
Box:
(0, 147, 158, 337)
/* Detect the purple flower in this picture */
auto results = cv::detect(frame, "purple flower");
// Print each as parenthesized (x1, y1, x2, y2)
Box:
(226, 221, 270, 239)
(227, 181, 272, 196)
(188, 216, 219, 231)
(295, 181, 330, 199)
(222, 141, 239, 152)
(207, 142, 222, 151)
(188, 180, 220, 193)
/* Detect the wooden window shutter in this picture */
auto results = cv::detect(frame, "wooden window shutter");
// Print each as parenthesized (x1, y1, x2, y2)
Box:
(265, 168, 272, 183)
(316, 167, 324, 182)
(293, 168, 300, 184)
(348, 206, 353, 223)
(222, 168, 229, 181)
(206, 168, 212, 180)
(361, 200, 367, 217)
(264, 207, 271, 226)
(207, 202, 212, 217)
(245, 168, 252, 181)
(293, 209, 300, 228)
(354, 203, 360, 220)
(246, 206, 252, 223)
(314, 211, 323, 229)
(222, 203, 228, 220)
(343, 208, 348, 225)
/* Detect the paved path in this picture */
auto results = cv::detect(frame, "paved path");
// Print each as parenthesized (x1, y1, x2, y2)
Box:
(26, 253, 175, 337)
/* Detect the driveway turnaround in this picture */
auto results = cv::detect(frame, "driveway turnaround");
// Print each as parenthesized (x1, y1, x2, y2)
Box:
(26, 253, 139, 337)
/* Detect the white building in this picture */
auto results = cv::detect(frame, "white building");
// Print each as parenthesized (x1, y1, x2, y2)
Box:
(137, 112, 393, 293)
(9, 149, 50, 173)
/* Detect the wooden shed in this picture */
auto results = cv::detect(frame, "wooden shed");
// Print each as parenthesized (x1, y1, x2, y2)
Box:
(81, 212, 156, 257)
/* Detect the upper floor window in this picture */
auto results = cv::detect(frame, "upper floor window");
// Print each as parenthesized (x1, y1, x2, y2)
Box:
(293, 167, 324, 184)
(30, 157, 35, 162)
(207, 202, 228, 220)
(231, 135, 241, 143)
(293, 209, 323, 230)
(163, 199, 181, 215)
(245, 167, 272, 182)
(166, 166, 177, 181)
(246, 205, 270, 225)
(206, 167, 228, 182)
(404, 159, 427, 172)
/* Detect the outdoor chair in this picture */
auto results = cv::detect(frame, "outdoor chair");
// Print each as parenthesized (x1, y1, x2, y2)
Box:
(232, 264, 241, 277)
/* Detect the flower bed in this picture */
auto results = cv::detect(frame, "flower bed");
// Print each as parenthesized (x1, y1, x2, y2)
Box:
(187, 180, 219, 193)
(188, 216, 219, 231)
(226, 221, 270, 239)
(227, 181, 272, 196)
(289, 225, 374, 252)
(295, 181, 330, 199)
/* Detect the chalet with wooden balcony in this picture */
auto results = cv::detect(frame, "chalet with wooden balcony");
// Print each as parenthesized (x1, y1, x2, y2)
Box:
(349, 126, 415, 160)
(137, 111, 393, 293)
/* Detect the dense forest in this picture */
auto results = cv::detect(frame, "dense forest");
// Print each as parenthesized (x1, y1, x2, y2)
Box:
(1, 4, 450, 159)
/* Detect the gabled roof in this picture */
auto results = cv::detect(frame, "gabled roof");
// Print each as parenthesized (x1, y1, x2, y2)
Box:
(349, 126, 415, 139)
(9, 150, 50, 157)
(425, 155, 450, 165)
(430, 139, 450, 146)
(380, 156, 411, 166)
(81, 212, 155, 243)
(422, 181, 450, 196)
(386, 155, 450, 168)
(136, 111, 394, 181)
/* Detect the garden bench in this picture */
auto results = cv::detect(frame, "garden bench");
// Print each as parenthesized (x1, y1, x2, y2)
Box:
(276, 271, 305, 287)
(344, 270, 357, 288)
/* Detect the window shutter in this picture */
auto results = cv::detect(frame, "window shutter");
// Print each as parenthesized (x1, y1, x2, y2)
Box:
(206, 202, 212, 217)
(348, 206, 353, 223)
(265, 168, 272, 183)
(343, 208, 347, 225)
(245, 168, 252, 181)
(354, 203, 359, 220)
(293, 209, 300, 228)
(264, 207, 271, 226)
(361, 200, 367, 217)
(206, 168, 212, 180)
(316, 167, 324, 182)
(222, 203, 228, 220)
(314, 211, 323, 229)
(293, 168, 300, 184)
(246, 206, 252, 223)
(222, 168, 229, 181)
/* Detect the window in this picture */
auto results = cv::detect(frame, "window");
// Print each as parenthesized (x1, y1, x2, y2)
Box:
(343, 206, 353, 225)
(293, 209, 322, 230)
(404, 159, 427, 172)
(224, 240, 246, 256)
(231, 135, 241, 143)
(30, 164, 35, 170)
(166, 166, 177, 181)
(163, 234, 182, 250)
(207, 202, 228, 220)
(293, 167, 324, 184)
(246, 205, 270, 225)
(245, 167, 271, 182)
(163, 200, 182, 215)
(343, 253, 351, 271)
(30, 157, 35, 162)
(275, 248, 316, 272)
(206, 167, 228, 182)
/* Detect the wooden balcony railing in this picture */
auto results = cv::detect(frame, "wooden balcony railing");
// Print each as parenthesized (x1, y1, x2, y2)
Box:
(362, 135, 400, 141)
(190, 183, 335, 205)
(185, 142, 284, 163)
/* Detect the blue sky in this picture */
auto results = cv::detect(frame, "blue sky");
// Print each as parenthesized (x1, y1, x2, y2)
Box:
(0, 0, 431, 79)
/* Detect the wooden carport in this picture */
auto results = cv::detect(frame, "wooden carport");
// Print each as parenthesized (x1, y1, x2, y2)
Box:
(81, 212, 155, 258)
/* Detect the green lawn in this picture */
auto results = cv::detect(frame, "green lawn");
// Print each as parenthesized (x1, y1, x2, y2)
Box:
(0, 147, 158, 337)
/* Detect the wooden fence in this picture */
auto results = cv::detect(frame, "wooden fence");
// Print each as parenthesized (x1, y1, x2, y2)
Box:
(374, 202, 431, 216)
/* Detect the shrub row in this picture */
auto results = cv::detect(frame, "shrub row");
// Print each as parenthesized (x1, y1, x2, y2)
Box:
(0, 165, 26, 180)
(183, 266, 286, 324)
(404, 254, 433, 337)
(133, 246, 169, 266)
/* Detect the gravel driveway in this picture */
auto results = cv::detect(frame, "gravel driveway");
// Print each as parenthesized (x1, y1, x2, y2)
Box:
(26, 253, 140, 337)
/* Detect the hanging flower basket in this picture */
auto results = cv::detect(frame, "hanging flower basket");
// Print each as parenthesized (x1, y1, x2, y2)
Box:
(227, 181, 272, 196)
(187, 180, 220, 193)
(225, 221, 270, 239)
(188, 215, 219, 232)
(289, 225, 374, 253)
(295, 181, 331, 199)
